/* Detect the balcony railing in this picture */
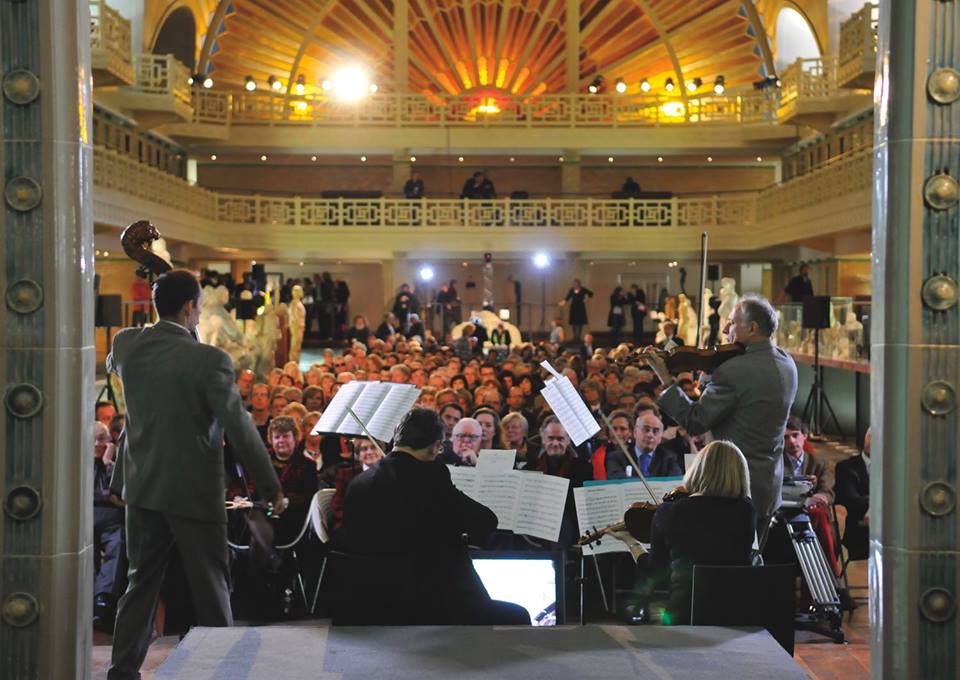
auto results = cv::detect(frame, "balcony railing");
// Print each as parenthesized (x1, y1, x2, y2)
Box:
(756, 148, 872, 218)
(93, 144, 871, 233)
(838, 3, 878, 88)
(780, 56, 843, 107)
(90, 0, 133, 84)
(132, 54, 192, 105)
(185, 90, 780, 128)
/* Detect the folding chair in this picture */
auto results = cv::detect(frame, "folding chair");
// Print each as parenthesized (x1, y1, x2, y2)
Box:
(309, 488, 336, 614)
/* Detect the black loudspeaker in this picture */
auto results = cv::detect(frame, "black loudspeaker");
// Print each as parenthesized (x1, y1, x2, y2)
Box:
(802, 295, 831, 330)
(236, 299, 255, 320)
(95, 294, 123, 328)
(252, 263, 266, 289)
(707, 264, 720, 280)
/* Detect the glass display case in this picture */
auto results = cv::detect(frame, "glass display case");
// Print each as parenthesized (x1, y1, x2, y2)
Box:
(774, 297, 870, 366)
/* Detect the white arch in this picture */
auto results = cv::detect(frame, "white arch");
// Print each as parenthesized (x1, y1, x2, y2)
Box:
(774, 7, 821, 72)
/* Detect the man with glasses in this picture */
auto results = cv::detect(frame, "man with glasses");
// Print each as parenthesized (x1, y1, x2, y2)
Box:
(449, 418, 483, 466)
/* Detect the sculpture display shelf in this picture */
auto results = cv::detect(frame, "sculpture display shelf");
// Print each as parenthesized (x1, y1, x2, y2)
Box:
(774, 298, 869, 367)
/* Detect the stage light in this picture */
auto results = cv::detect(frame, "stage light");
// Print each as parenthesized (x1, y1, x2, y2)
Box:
(210, 154, 217, 160)
(664, 78, 675, 92)
(294, 74, 305, 95)
(202, 76, 214, 89)
(311, 155, 318, 161)
(713, 75, 726, 95)
(244, 76, 257, 92)
(260, 154, 267, 161)
(640, 78, 651, 93)
(360, 155, 367, 162)
(707, 156, 713, 162)
(104, 251, 110, 257)
(607, 156, 614, 163)
(330, 65, 372, 102)
(187, 74, 195, 86)
(268, 76, 282, 92)
(321, 79, 333, 91)
(533, 252, 551, 270)
(657, 156, 663, 162)
(369, 83, 379, 93)
(615, 78, 627, 94)
(757, 156, 763, 162)
(409, 155, 417, 162)
(418, 265, 435, 282)
(588, 76, 603, 94)
(509, 157, 516, 162)
(458, 156, 464, 162)
(686, 77, 702, 93)
(558, 156, 565, 162)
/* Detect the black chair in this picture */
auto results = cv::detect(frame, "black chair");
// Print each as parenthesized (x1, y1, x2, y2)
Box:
(322, 550, 417, 625)
(690, 564, 796, 656)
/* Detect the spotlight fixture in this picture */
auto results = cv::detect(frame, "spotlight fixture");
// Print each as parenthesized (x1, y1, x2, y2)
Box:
(327, 65, 374, 101)
(360, 155, 367, 162)
(707, 156, 713, 162)
(756, 156, 763, 162)
(268, 75, 283, 92)
(588, 76, 604, 94)
(509, 157, 516, 162)
(607, 156, 614, 163)
(664, 77, 675, 92)
(458, 156, 464, 162)
(753, 75, 782, 90)
(657, 156, 663, 162)
(294, 74, 305, 95)
(187, 74, 195, 85)
(409, 155, 417, 162)
(559, 156, 565, 162)
(260, 154, 267, 161)
(686, 77, 702, 93)
(244, 75, 257, 92)
(210, 154, 217, 160)
(713, 75, 726, 95)
(418, 265, 435, 282)
(299, 261, 304, 267)
(104, 251, 110, 257)
(202, 76, 213, 89)
(640, 78, 651, 93)
(311, 155, 318, 161)
(321, 79, 333, 91)
(615, 78, 627, 94)
(532, 252, 551, 270)
(369, 83, 379, 93)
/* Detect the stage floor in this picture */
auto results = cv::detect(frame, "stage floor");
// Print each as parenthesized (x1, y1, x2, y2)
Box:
(150, 623, 806, 679)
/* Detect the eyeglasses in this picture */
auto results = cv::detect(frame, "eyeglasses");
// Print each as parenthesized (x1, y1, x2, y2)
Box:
(454, 433, 481, 441)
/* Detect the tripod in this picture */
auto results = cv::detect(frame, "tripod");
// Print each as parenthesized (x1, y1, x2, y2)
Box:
(96, 326, 118, 408)
(801, 327, 843, 437)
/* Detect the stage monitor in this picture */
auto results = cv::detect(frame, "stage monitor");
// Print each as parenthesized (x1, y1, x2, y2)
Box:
(802, 295, 831, 330)
(471, 552, 559, 626)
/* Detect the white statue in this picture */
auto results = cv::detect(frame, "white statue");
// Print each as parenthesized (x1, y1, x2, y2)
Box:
(700, 287, 713, 347)
(451, 309, 522, 348)
(717, 277, 739, 327)
(654, 311, 668, 345)
(288, 284, 306, 365)
(676, 293, 698, 346)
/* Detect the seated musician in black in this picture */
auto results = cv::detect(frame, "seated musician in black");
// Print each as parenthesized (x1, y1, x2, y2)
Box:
(332, 408, 530, 625)
(646, 440, 755, 625)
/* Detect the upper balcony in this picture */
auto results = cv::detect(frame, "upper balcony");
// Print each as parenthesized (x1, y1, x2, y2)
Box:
(90, 0, 133, 86)
(778, 56, 872, 131)
(95, 54, 194, 128)
(838, 3, 879, 90)
(91, 142, 872, 259)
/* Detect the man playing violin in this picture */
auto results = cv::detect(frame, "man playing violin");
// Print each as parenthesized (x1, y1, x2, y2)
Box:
(643, 294, 798, 541)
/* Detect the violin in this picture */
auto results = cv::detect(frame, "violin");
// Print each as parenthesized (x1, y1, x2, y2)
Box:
(577, 487, 690, 547)
(639, 343, 745, 374)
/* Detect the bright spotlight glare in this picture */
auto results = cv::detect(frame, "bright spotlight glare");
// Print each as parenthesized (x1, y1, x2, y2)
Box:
(615, 78, 627, 94)
(418, 265, 435, 282)
(202, 76, 214, 89)
(533, 252, 551, 270)
(331, 66, 370, 102)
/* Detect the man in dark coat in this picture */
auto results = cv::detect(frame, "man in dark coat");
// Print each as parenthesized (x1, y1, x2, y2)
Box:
(835, 428, 870, 561)
(606, 409, 683, 479)
(563, 279, 593, 341)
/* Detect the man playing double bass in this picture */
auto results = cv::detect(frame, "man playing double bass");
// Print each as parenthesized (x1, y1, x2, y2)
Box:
(643, 294, 798, 542)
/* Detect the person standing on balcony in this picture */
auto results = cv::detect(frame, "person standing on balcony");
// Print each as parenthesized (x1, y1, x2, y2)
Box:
(784, 262, 814, 303)
(621, 177, 642, 196)
(560, 279, 593, 342)
(479, 170, 497, 199)
(628, 283, 647, 345)
(403, 171, 424, 199)
(608, 286, 628, 344)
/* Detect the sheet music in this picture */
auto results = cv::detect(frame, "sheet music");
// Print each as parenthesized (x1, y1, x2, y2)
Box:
(448, 465, 478, 496)
(475, 472, 522, 530)
(538, 361, 600, 446)
(311, 381, 420, 443)
(574, 478, 684, 554)
(477, 449, 517, 473)
(514, 473, 570, 542)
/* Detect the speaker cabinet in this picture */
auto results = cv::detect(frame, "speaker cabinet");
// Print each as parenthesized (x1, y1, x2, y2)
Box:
(252, 263, 266, 289)
(95, 294, 123, 328)
(802, 295, 831, 330)
(707, 264, 720, 280)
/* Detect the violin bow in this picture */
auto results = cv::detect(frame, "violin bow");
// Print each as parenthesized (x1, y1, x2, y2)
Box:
(695, 230, 709, 349)
(598, 410, 658, 503)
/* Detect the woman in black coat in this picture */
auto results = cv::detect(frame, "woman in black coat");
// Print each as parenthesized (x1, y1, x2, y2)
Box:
(563, 279, 593, 341)
(608, 286, 627, 344)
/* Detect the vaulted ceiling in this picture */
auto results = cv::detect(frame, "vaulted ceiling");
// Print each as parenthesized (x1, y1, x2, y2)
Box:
(187, 0, 776, 96)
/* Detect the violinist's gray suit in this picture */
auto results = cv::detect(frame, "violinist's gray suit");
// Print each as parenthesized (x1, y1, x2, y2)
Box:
(658, 339, 798, 538)
(106, 321, 280, 680)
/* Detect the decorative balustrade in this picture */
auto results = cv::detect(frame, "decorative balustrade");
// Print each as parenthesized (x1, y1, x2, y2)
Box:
(132, 54, 192, 105)
(756, 148, 872, 218)
(780, 56, 843, 106)
(89, 0, 133, 84)
(838, 3, 878, 88)
(187, 89, 780, 128)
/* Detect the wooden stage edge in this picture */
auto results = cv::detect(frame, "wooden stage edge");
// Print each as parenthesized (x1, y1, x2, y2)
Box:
(151, 622, 808, 679)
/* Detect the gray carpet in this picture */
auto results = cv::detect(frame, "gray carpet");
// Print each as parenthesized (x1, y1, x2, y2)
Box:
(153, 623, 808, 679)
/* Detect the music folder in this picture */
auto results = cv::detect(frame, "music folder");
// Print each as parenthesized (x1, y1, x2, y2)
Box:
(538, 361, 601, 446)
(310, 381, 420, 443)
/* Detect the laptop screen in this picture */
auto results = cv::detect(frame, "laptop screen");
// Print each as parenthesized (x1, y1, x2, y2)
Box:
(471, 554, 558, 626)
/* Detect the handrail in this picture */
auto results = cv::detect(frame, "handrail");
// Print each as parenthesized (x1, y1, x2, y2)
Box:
(780, 56, 842, 105)
(838, 3, 878, 85)
(756, 148, 872, 217)
(89, 0, 133, 82)
(132, 54, 192, 105)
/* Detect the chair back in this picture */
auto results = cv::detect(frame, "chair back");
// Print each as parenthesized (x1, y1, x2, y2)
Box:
(323, 550, 417, 625)
(691, 564, 796, 656)
(311, 488, 336, 543)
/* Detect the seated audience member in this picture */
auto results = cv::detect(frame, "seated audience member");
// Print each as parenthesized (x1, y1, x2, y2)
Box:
(657, 322, 683, 351)
(452, 324, 474, 362)
(93, 422, 125, 631)
(621, 176, 642, 196)
(301, 412, 323, 470)
(445, 417, 483, 466)
(236, 369, 255, 406)
(677, 377, 699, 401)
(594, 409, 633, 481)
(268, 417, 318, 544)
(333, 408, 529, 625)
(580, 378, 604, 412)
(283, 387, 303, 404)
(331, 437, 385, 530)
(417, 386, 438, 411)
(472, 407, 502, 451)
(501, 412, 530, 468)
(390, 364, 411, 384)
(783, 416, 841, 577)
(406, 313, 425, 341)
(835, 428, 870, 562)
(249, 383, 272, 443)
(607, 408, 682, 479)
(269, 393, 289, 419)
(647, 440, 756, 625)
(267, 368, 284, 389)
(375, 313, 397, 341)
(302, 385, 325, 412)
(281, 401, 308, 423)
(346, 316, 372, 345)
(439, 402, 463, 436)
(96, 400, 117, 428)
(526, 416, 592, 487)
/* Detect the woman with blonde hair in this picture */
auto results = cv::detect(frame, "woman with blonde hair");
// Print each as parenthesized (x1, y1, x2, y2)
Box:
(645, 440, 756, 625)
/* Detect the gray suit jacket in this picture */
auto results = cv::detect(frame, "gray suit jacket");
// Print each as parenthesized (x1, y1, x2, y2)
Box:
(658, 339, 798, 518)
(107, 321, 280, 522)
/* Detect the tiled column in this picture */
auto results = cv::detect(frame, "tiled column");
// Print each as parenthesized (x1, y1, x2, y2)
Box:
(872, 1, 959, 677)
(560, 150, 580, 196)
(0, 0, 95, 678)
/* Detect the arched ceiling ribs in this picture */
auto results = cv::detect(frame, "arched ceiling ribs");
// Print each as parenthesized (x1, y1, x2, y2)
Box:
(626, 0, 689, 108)
(282, 0, 339, 105)
(198, 0, 233, 74)
(740, 0, 776, 76)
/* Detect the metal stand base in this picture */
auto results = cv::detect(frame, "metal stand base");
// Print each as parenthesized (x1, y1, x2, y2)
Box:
(783, 515, 845, 644)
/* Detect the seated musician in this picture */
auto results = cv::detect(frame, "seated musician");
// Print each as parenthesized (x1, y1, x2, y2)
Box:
(783, 417, 841, 577)
(606, 407, 683, 479)
(647, 440, 756, 625)
(835, 427, 870, 562)
(333, 408, 530, 625)
(267, 416, 319, 544)
(330, 437, 384, 531)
